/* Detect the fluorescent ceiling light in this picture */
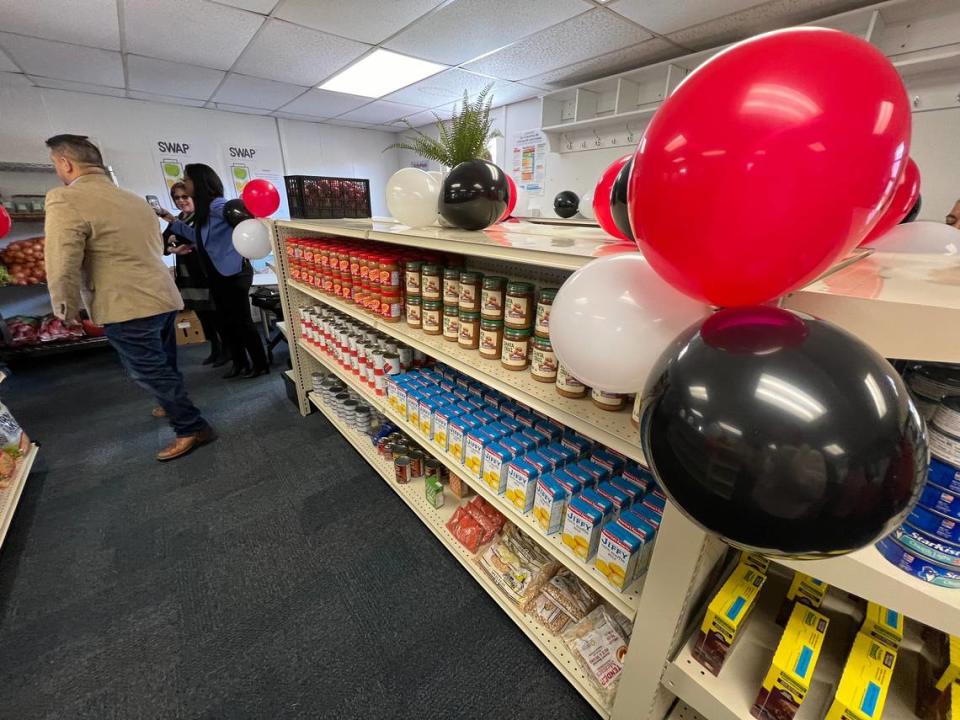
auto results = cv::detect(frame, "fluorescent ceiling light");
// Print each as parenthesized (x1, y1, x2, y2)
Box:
(320, 49, 447, 98)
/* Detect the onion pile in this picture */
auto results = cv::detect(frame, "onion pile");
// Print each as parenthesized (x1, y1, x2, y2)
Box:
(1, 237, 45, 285)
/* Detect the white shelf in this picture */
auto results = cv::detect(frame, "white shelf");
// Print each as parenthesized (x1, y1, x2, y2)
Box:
(662, 571, 918, 720)
(289, 279, 646, 467)
(0, 444, 38, 550)
(275, 320, 287, 338)
(283, 368, 295, 381)
(297, 334, 643, 619)
(276, 219, 632, 272)
(306, 392, 611, 718)
(775, 544, 960, 638)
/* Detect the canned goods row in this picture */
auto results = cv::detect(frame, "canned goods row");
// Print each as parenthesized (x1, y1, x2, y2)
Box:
(297, 304, 424, 398)
(313, 375, 385, 436)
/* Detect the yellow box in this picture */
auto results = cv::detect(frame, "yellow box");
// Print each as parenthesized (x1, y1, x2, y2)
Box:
(741, 552, 770, 573)
(505, 458, 539, 513)
(916, 633, 960, 717)
(826, 632, 897, 720)
(860, 602, 903, 650)
(693, 562, 767, 675)
(752, 604, 829, 720)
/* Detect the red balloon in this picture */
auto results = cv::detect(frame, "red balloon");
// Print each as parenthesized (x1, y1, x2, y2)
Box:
(0, 206, 10, 240)
(499, 174, 518, 222)
(629, 28, 911, 307)
(241, 179, 280, 218)
(593, 155, 631, 242)
(859, 157, 920, 246)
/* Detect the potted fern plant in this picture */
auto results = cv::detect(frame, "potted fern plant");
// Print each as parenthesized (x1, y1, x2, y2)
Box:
(386, 84, 510, 231)
(386, 84, 501, 168)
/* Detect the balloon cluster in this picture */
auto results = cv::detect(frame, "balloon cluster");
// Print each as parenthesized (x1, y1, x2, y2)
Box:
(386, 160, 513, 231)
(230, 178, 281, 259)
(553, 28, 930, 556)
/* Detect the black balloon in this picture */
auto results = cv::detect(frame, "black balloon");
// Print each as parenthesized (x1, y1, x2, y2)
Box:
(610, 156, 634, 241)
(439, 159, 509, 231)
(640, 306, 927, 558)
(901, 195, 922, 224)
(554, 190, 579, 219)
(223, 198, 254, 228)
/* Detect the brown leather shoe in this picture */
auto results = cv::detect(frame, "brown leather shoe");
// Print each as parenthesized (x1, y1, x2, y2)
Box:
(155, 427, 216, 462)
(151, 406, 167, 418)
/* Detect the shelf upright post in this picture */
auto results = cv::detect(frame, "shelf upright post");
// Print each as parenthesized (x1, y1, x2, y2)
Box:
(269, 221, 310, 416)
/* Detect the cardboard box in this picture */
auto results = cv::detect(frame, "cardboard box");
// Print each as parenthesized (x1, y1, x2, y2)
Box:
(917, 632, 960, 717)
(752, 604, 829, 720)
(860, 602, 904, 649)
(175, 310, 206, 345)
(693, 562, 767, 675)
(826, 632, 897, 720)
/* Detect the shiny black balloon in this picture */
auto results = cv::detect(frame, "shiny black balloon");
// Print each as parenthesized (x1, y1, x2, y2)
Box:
(610, 156, 634, 241)
(901, 195, 921, 224)
(439, 160, 509, 231)
(223, 198, 254, 228)
(640, 306, 927, 558)
(554, 190, 579, 219)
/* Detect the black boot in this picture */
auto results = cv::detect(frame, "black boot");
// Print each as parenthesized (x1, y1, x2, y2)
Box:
(201, 340, 222, 365)
(222, 362, 250, 379)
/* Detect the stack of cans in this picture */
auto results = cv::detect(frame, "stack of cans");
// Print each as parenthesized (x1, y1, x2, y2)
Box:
(877, 394, 960, 587)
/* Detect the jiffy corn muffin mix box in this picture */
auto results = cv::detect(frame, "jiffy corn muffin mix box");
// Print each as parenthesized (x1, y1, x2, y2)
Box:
(562, 494, 606, 560)
(596, 517, 653, 591)
(481, 439, 520, 494)
(533, 473, 567, 535)
(432, 404, 464, 451)
(447, 414, 479, 465)
(464, 427, 496, 478)
(505, 458, 540, 513)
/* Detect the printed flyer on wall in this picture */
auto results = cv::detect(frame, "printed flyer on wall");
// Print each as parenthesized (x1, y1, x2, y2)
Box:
(511, 129, 547, 195)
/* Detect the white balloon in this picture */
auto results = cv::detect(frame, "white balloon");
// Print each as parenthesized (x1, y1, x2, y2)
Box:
(427, 171, 443, 184)
(865, 221, 960, 255)
(551, 254, 712, 393)
(386, 168, 440, 227)
(232, 219, 272, 259)
(579, 190, 595, 220)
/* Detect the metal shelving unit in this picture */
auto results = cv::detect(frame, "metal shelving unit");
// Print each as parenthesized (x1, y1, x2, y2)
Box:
(307, 390, 612, 717)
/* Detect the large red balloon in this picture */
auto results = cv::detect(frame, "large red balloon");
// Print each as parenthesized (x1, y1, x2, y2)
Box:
(241, 179, 280, 218)
(594, 155, 631, 242)
(629, 28, 911, 307)
(499, 174, 518, 222)
(859, 157, 920, 246)
(0, 206, 10, 240)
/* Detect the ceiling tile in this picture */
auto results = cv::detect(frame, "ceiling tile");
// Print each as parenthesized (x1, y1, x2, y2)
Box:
(382, 68, 497, 108)
(667, 0, 878, 50)
(336, 100, 422, 125)
(213, 0, 279, 12)
(126, 55, 225, 100)
(522, 37, 684, 89)
(213, 73, 308, 109)
(0, 71, 32, 88)
(279, 88, 369, 117)
(127, 90, 207, 107)
(273, 110, 326, 122)
(0, 0, 120, 50)
(124, 0, 264, 70)
(208, 102, 271, 115)
(487, 82, 542, 107)
(395, 101, 458, 128)
(0, 33, 124, 86)
(29, 76, 126, 97)
(233, 18, 370, 86)
(275, 0, 444, 44)
(0, 47, 19, 73)
(607, 0, 763, 35)
(384, 0, 592, 65)
(323, 118, 376, 129)
(465, 9, 650, 81)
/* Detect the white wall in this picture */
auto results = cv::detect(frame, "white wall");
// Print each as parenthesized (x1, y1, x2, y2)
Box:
(0, 81, 402, 217)
(908, 109, 960, 222)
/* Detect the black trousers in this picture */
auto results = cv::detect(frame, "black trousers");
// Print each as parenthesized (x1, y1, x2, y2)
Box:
(208, 266, 268, 370)
(195, 309, 224, 353)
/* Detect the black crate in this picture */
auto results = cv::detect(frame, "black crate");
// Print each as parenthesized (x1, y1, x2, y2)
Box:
(284, 175, 371, 220)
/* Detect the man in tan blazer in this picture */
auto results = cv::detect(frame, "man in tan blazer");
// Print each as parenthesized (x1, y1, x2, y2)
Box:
(44, 134, 214, 461)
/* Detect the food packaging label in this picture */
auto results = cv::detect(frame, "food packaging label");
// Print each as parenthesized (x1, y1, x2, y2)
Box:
(562, 494, 605, 560)
(533, 474, 567, 535)
(694, 563, 767, 676)
(505, 458, 539, 513)
(825, 632, 897, 720)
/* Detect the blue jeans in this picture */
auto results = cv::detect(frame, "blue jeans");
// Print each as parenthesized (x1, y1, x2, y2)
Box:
(104, 311, 208, 437)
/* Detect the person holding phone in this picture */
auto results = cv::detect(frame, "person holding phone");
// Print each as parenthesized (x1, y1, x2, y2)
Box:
(158, 164, 268, 379)
(162, 182, 227, 367)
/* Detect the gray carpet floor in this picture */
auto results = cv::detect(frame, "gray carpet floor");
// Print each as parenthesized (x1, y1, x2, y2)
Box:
(0, 343, 596, 719)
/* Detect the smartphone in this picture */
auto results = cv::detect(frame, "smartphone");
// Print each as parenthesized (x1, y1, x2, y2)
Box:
(145, 195, 162, 214)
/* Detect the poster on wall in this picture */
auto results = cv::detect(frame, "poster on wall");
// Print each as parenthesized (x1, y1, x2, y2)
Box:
(152, 139, 196, 194)
(221, 143, 290, 220)
(511, 129, 547, 195)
